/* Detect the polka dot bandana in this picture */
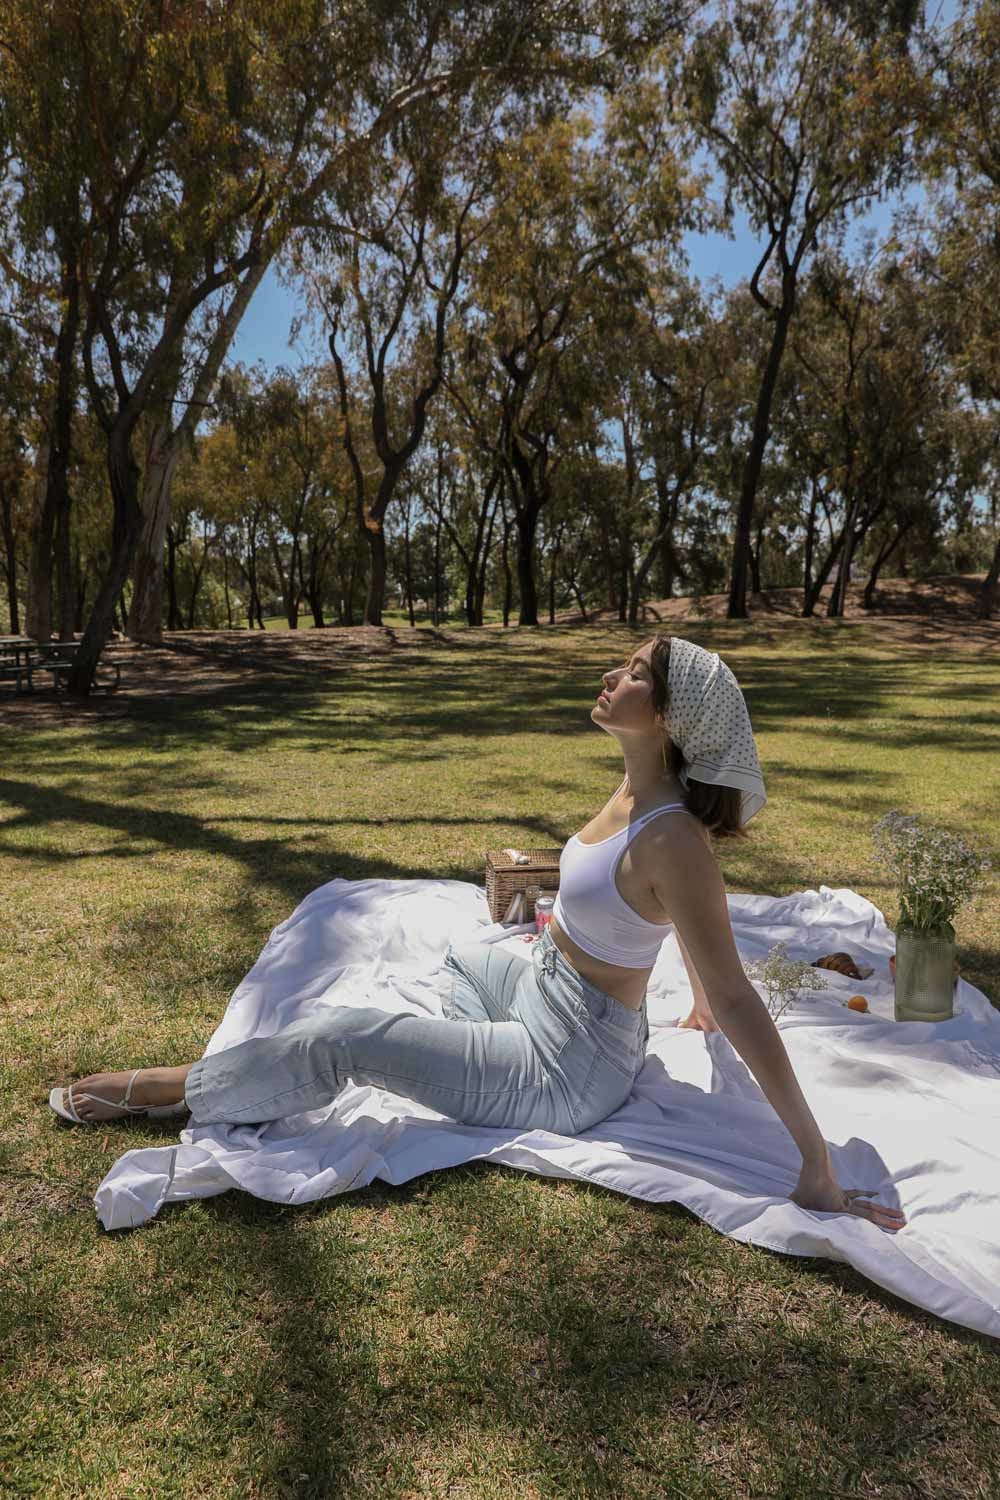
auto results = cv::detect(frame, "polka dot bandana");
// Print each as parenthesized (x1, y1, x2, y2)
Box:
(666, 637, 766, 826)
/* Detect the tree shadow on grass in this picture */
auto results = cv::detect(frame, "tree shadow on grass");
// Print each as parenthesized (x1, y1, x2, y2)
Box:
(7, 625, 997, 766)
(0, 775, 572, 893)
(137, 1156, 1000, 1495)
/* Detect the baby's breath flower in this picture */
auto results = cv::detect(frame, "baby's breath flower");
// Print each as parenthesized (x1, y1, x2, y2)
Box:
(871, 811, 992, 934)
(744, 941, 830, 1021)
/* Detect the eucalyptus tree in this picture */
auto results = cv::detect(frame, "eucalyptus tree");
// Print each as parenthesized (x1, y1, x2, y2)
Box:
(282, 2, 690, 628)
(908, 0, 1000, 617)
(0, 318, 36, 633)
(295, 92, 498, 627)
(406, 401, 503, 627)
(670, 0, 932, 617)
(4, 0, 651, 690)
(0, 2, 91, 645)
(449, 75, 703, 626)
(606, 268, 737, 625)
(779, 241, 960, 617)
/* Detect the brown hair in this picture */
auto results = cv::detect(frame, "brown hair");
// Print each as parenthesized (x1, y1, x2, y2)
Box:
(645, 634, 749, 841)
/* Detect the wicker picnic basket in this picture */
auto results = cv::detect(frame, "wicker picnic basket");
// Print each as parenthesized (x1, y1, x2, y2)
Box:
(484, 848, 562, 923)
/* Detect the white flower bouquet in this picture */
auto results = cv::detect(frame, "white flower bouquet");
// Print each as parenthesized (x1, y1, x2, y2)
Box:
(744, 941, 831, 1021)
(871, 811, 992, 938)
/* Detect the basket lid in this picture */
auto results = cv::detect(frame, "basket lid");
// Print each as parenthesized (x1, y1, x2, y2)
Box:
(486, 848, 562, 869)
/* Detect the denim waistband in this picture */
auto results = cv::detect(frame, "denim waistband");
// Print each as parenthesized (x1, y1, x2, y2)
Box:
(534, 924, 646, 1034)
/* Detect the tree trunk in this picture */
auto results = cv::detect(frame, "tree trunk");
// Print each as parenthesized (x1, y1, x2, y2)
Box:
(222, 540, 233, 629)
(73, 544, 87, 632)
(165, 525, 182, 630)
(656, 478, 677, 600)
(598, 510, 617, 612)
(24, 436, 54, 641)
(432, 508, 443, 625)
(0, 481, 20, 634)
(727, 297, 795, 618)
(976, 534, 1000, 620)
(570, 578, 589, 624)
(127, 415, 182, 641)
(862, 522, 910, 609)
(749, 518, 764, 595)
(300, 538, 326, 628)
(403, 501, 416, 627)
(474, 482, 499, 627)
(242, 514, 263, 629)
(514, 511, 540, 626)
(827, 492, 861, 618)
(547, 519, 565, 625)
(68, 429, 143, 694)
(55, 493, 76, 640)
(362, 521, 387, 626)
(28, 244, 81, 644)
(801, 484, 818, 616)
(186, 524, 211, 629)
(500, 488, 513, 628)
(803, 542, 839, 616)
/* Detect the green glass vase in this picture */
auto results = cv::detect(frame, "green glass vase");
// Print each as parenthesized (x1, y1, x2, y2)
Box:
(893, 922, 956, 1023)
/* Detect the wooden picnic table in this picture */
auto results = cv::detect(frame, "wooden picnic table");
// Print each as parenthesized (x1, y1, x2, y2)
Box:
(0, 637, 38, 691)
(0, 638, 120, 694)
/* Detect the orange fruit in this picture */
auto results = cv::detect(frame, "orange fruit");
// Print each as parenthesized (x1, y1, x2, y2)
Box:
(846, 995, 869, 1012)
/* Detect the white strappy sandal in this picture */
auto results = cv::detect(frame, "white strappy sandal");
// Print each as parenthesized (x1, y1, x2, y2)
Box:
(49, 1069, 189, 1124)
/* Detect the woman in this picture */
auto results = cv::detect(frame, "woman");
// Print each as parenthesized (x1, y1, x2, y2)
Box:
(50, 634, 906, 1232)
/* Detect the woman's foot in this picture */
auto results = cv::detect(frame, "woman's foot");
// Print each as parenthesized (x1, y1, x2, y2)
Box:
(62, 1065, 192, 1121)
(676, 1006, 721, 1033)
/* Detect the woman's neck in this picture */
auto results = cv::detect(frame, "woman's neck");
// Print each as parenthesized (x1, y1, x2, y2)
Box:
(621, 768, 685, 806)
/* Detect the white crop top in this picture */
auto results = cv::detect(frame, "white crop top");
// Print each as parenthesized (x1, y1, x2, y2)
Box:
(552, 780, 690, 969)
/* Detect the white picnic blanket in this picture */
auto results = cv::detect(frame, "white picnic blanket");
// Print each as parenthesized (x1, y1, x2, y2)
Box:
(93, 878, 1000, 1339)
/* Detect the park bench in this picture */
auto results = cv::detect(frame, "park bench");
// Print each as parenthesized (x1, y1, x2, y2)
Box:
(34, 650, 121, 693)
(0, 661, 33, 693)
(0, 640, 121, 694)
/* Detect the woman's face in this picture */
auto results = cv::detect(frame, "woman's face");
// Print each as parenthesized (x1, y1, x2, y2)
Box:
(592, 640, 659, 732)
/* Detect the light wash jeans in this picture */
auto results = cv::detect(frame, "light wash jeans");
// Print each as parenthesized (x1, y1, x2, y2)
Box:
(184, 924, 649, 1136)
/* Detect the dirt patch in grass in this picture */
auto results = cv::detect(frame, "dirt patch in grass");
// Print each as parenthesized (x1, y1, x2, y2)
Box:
(2, 574, 997, 733)
(557, 571, 1000, 650)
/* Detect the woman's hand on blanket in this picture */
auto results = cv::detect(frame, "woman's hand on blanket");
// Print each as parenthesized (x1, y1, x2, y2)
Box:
(791, 1167, 907, 1232)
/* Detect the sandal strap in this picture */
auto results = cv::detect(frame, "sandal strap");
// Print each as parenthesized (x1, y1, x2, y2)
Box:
(63, 1071, 147, 1119)
(64, 1084, 85, 1123)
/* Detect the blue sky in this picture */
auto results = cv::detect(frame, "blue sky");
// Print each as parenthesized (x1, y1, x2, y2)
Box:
(227, 180, 931, 374)
(228, 0, 959, 375)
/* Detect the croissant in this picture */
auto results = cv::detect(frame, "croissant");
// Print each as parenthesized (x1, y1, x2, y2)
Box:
(812, 952, 864, 978)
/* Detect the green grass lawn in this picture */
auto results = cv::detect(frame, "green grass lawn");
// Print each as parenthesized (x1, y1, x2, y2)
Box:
(1, 620, 998, 1499)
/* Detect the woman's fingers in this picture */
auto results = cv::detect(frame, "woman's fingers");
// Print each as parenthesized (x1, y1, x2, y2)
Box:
(847, 1192, 907, 1230)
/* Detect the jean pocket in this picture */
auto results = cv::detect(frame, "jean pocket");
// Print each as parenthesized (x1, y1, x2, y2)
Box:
(593, 1042, 636, 1082)
(578, 985, 611, 1023)
(535, 969, 585, 1035)
(570, 1048, 635, 1132)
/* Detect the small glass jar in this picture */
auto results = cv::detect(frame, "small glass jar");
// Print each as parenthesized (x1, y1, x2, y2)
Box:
(534, 894, 555, 934)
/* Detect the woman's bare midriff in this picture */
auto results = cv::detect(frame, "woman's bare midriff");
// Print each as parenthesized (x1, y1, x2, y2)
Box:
(546, 774, 703, 1013)
(548, 914, 653, 1011)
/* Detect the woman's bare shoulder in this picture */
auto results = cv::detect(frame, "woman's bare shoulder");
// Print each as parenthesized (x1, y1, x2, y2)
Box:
(640, 807, 713, 856)
(633, 810, 716, 889)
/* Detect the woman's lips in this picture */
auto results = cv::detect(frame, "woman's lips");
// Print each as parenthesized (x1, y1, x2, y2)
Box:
(598, 693, 610, 706)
